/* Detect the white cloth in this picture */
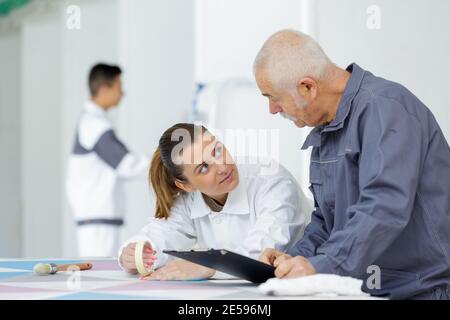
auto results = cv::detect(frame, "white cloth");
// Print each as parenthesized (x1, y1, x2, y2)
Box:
(66, 100, 149, 221)
(118, 159, 311, 272)
(259, 274, 369, 297)
(77, 224, 120, 257)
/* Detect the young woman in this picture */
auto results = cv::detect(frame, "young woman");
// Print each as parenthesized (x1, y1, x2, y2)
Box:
(119, 123, 311, 280)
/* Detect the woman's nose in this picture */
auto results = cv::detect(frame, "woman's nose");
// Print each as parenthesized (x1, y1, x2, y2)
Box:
(216, 163, 228, 175)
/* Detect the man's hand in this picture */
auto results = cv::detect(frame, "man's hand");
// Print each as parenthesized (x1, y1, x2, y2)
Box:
(141, 259, 216, 281)
(274, 256, 316, 278)
(259, 248, 291, 266)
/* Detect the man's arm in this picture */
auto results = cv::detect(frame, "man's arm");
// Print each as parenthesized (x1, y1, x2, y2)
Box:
(93, 129, 148, 178)
(307, 97, 423, 277)
(287, 205, 329, 258)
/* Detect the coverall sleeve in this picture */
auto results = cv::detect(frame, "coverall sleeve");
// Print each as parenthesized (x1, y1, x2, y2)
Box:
(287, 204, 329, 258)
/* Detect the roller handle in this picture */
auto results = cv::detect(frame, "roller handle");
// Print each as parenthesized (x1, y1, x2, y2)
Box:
(57, 263, 93, 272)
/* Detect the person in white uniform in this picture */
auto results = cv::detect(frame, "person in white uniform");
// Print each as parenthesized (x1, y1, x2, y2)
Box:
(66, 63, 148, 257)
(119, 123, 311, 280)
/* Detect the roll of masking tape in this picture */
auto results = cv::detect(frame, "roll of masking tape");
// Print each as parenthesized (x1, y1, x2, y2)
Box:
(135, 241, 153, 276)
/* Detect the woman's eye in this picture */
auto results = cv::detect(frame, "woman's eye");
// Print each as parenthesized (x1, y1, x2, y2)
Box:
(200, 164, 209, 174)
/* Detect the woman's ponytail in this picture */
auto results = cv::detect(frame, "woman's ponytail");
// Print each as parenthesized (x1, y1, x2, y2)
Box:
(149, 148, 180, 219)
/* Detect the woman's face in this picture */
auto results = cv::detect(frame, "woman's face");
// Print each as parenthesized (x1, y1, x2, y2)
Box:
(175, 132, 239, 200)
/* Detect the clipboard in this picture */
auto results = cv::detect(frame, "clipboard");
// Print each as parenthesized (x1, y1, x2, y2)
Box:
(162, 249, 275, 283)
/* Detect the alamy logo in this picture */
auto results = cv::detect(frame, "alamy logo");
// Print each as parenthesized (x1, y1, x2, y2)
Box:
(66, 5, 81, 30)
(366, 5, 381, 30)
(66, 265, 81, 290)
(366, 265, 381, 290)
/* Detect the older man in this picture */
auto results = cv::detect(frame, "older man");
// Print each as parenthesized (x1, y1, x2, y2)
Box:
(254, 29, 450, 300)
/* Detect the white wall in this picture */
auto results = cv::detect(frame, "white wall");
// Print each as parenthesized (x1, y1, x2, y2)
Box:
(60, 0, 119, 257)
(117, 0, 195, 243)
(20, 9, 63, 258)
(315, 0, 450, 140)
(195, 0, 307, 82)
(194, 0, 314, 197)
(1, 0, 195, 258)
(1, 0, 448, 258)
(0, 30, 22, 257)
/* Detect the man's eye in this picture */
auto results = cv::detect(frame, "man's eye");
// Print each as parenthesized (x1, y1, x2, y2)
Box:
(199, 163, 209, 174)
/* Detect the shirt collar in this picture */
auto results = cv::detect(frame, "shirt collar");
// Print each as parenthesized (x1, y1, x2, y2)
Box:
(301, 63, 365, 150)
(84, 100, 107, 115)
(190, 172, 250, 219)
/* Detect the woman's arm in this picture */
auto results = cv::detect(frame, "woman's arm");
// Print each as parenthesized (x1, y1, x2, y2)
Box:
(235, 170, 307, 259)
(118, 196, 197, 272)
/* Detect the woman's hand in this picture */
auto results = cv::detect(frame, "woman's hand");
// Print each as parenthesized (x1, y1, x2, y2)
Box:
(141, 259, 216, 281)
(120, 242, 157, 274)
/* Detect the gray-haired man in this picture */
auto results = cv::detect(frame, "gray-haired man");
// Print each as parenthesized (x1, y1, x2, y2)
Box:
(255, 29, 450, 300)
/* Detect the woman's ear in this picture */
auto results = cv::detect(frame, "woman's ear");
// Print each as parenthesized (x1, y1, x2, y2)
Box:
(174, 180, 196, 193)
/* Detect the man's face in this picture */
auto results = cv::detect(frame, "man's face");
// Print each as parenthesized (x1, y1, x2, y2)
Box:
(103, 76, 124, 108)
(255, 72, 326, 128)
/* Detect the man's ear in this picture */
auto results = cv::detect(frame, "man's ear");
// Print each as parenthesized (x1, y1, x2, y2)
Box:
(96, 84, 108, 97)
(174, 180, 196, 193)
(296, 77, 318, 101)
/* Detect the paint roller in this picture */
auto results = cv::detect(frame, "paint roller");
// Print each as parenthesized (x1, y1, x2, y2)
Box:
(33, 262, 93, 275)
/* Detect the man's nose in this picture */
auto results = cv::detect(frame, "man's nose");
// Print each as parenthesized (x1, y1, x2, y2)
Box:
(269, 101, 282, 114)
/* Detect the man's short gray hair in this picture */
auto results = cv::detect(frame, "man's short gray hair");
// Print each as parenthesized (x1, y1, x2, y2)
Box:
(253, 29, 332, 91)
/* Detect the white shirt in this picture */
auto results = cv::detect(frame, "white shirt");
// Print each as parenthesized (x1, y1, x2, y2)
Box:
(66, 101, 148, 221)
(118, 159, 312, 270)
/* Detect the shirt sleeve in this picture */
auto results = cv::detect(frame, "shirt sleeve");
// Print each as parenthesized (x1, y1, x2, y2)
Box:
(118, 196, 197, 270)
(308, 97, 423, 278)
(93, 129, 149, 178)
(232, 173, 306, 260)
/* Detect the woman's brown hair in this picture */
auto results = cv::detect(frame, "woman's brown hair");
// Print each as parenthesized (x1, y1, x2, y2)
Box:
(149, 123, 206, 219)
